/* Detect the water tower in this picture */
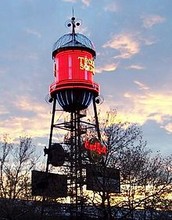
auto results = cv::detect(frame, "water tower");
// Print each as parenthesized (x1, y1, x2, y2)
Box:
(47, 16, 103, 215)
(49, 17, 99, 112)
(31, 17, 111, 220)
(31, 16, 120, 220)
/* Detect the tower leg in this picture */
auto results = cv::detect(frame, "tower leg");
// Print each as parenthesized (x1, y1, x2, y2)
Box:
(46, 96, 56, 172)
(41, 97, 56, 219)
(93, 96, 101, 140)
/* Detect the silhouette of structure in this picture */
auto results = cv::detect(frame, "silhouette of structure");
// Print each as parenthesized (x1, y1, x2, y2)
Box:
(32, 16, 119, 220)
(47, 16, 102, 218)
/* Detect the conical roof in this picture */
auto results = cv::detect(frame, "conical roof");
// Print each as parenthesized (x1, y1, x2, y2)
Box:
(52, 33, 96, 57)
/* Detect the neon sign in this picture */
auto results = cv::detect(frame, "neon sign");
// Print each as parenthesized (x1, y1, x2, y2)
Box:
(84, 138, 107, 155)
(78, 57, 95, 73)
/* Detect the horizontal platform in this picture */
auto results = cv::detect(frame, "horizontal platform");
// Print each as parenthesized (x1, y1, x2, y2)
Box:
(49, 80, 99, 96)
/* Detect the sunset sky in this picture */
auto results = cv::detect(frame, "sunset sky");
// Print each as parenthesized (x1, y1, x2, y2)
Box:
(0, 0, 171, 156)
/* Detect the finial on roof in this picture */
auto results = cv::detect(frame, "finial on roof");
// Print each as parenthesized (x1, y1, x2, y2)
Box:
(66, 10, 81, 35)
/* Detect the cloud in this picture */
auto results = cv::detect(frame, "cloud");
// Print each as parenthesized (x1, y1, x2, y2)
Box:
(164, 122, 172, 133)
(140, 36, 157, 46)
(96, 63, 118, 73)
(104, 2, 118, 12)
(0, 95, 71, 142)
(159, 115, 172, 134)
(0, 105, 9, 115)
(62, 0, 77, 3)
(122, 90, 172, 131)
(0, 96, 51, 139)
(134, 80, 149, 90)
(127, 65, 145, 70)
(13, 96, 45, 112)
(103, 34, 140, 59)
(82, 0, 91, 6)
(25, 28, 41, 38)
(142, 14, 165, 28)
(0, 115, 50, 139)
(62, 0, 91, 6)
(102, 82, 172, 136)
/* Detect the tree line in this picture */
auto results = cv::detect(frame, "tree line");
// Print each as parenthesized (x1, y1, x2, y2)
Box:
(0, 115, 171, 220)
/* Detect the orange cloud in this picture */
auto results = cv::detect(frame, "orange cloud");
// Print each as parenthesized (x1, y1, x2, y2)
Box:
(96, 63, 118, 73)
(122, 90, 172, 129)
(13, 96, 48, 113)
(0, 116, 48, 138)
(0, 95, 71, 142)
(100, 82, 172, 134)
(1, 88, 171, 143)
(0, 96, 51, 139)
(164, 123, 172, 133)
(103, 34, 140, 59)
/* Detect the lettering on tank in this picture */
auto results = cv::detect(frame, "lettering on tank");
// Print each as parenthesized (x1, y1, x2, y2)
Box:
(78, 57, 95, 74)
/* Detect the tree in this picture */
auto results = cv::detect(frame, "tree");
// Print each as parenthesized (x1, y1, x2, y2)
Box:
(0, 135, 39, 220)
(85, 112, 172, 220)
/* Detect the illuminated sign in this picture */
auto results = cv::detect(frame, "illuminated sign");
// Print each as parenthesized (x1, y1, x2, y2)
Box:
(84, 138, 107, 155)
(78, 57, 95, 73)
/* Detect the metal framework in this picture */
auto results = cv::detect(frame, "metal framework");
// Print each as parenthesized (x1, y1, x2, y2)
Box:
(44, 95, 101, 219)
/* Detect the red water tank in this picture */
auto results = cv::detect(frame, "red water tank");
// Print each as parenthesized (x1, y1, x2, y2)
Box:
(49, 32, 99, 112)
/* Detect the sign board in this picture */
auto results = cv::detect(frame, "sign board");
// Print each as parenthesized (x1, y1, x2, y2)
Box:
(86, 164, 120, 193)
(32, 170, 67, 198)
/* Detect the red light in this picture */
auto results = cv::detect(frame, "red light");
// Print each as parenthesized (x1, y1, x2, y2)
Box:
(84, 138, 107, 155)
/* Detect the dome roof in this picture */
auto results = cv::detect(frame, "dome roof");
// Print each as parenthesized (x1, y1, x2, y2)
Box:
(52, 33, 96, 57)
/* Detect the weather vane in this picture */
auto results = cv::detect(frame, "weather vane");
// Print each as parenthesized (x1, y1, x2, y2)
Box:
(66, 9, 81, 34)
